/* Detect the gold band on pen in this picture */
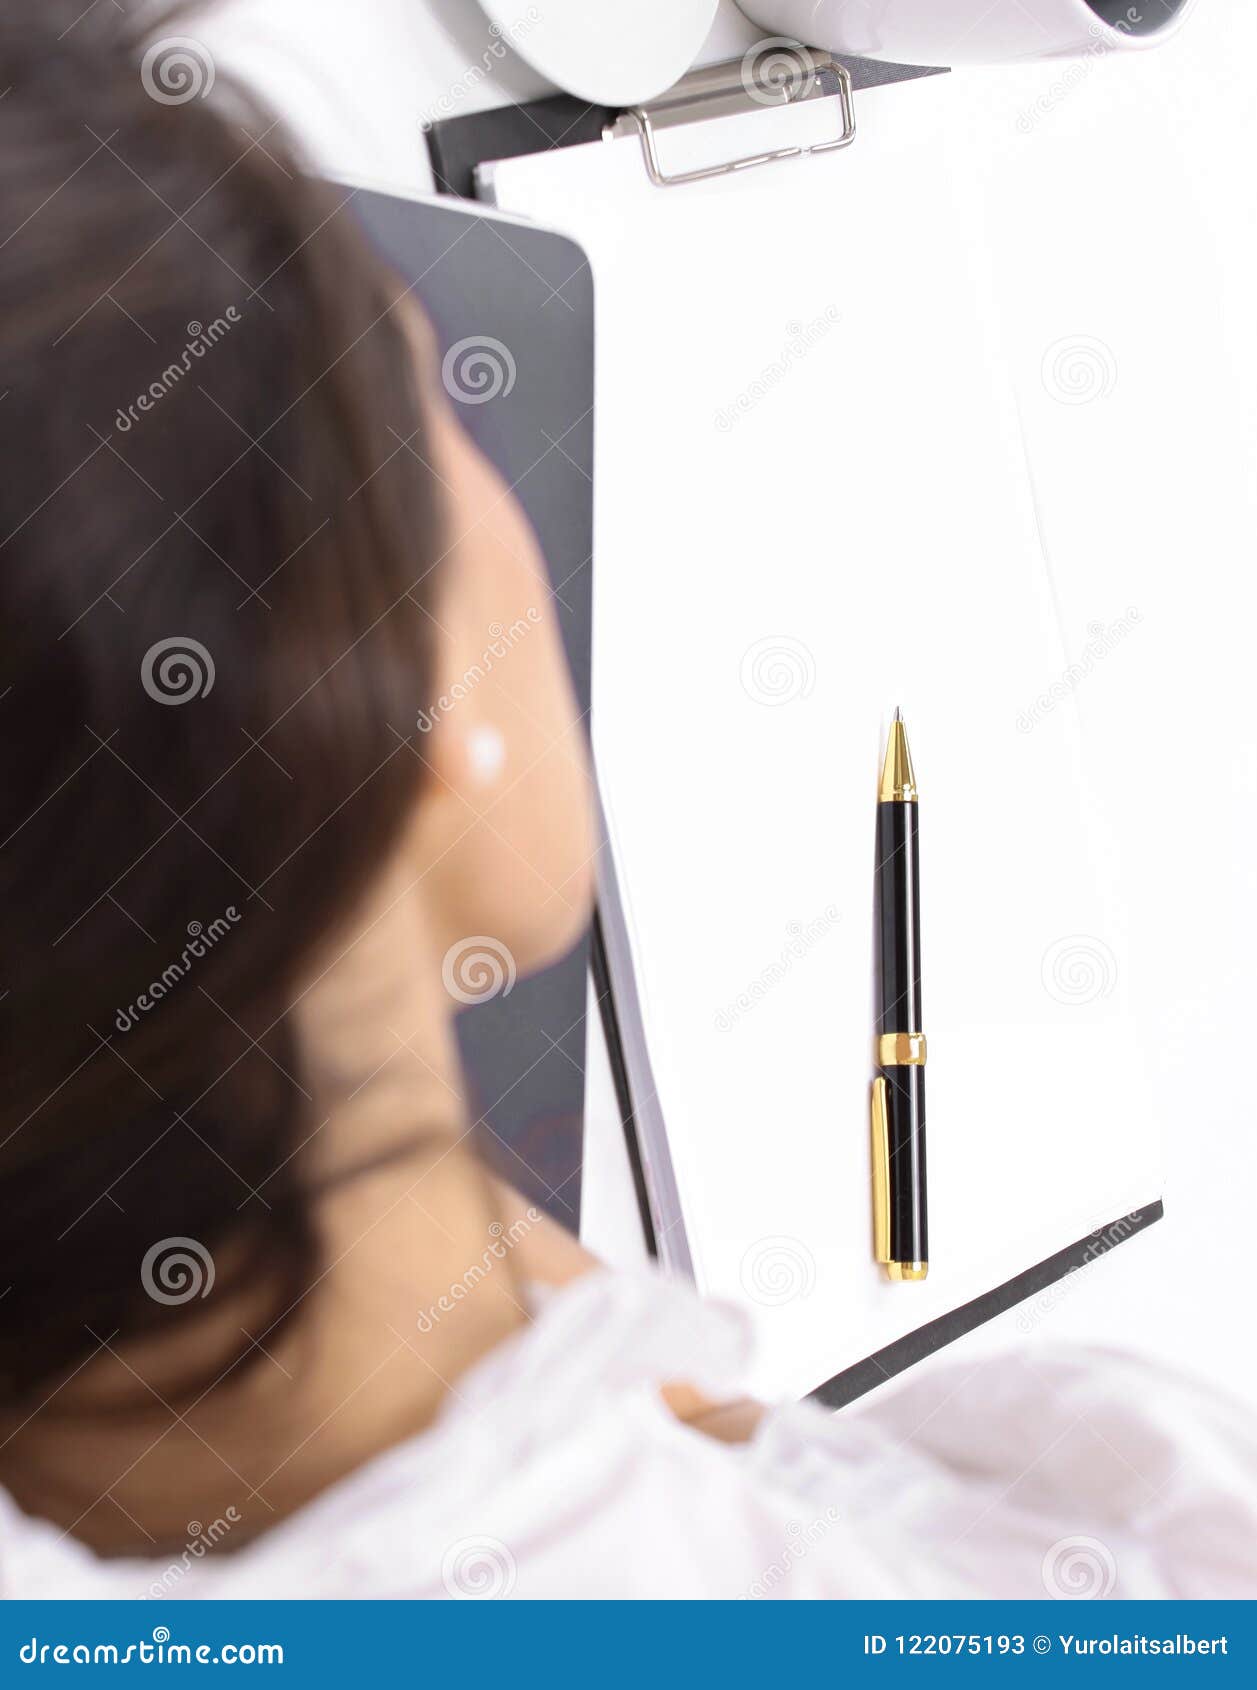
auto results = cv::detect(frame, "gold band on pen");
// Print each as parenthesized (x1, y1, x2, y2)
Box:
(875, 1031, 927, 1067)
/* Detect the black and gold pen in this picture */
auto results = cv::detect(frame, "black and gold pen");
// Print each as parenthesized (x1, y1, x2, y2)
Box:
(871, 708, 928, 1282)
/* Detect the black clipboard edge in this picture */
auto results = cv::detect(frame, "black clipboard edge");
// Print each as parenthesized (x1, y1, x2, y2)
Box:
(808, 1199, 1165, 1409)
(426, 95, 614, 201)
(590, 909, 656, 1258)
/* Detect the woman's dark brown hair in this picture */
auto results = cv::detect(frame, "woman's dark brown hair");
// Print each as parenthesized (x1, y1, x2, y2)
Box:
(0, 1, 442, 1401)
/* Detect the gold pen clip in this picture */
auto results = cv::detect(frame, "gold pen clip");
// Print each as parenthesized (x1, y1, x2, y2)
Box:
(870, 1074, 891, 1265)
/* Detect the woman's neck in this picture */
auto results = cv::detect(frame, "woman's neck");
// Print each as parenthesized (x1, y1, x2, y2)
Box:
(0, 853, 531, 1557)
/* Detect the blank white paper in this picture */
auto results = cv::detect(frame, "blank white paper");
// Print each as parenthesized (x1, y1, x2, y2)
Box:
(485, 74, 1163, 1398)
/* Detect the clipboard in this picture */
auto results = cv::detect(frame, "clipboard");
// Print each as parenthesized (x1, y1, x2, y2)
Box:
(423, 40, 952, 1271)
(425, 54, 1165, 1406)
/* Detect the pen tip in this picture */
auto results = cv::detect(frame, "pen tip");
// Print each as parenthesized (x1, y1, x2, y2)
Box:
(893, 705, 901, 722)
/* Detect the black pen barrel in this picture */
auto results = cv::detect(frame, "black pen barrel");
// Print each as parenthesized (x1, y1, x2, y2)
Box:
(873, 789, 927, 1273)
(875, 800, 922, 1035)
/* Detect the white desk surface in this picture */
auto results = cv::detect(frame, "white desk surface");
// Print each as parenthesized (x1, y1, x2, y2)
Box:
(196, 0, 1257, 1410)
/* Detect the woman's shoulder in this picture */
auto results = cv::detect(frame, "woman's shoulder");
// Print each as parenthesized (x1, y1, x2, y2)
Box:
(0, 1271, 832, 1600)
(4, 1269, 1255, 1600)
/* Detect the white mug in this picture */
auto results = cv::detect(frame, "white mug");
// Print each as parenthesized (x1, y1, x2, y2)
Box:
(736, 0, 1200, 66)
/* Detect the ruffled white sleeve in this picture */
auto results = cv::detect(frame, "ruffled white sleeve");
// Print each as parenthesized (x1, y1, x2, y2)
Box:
(2, 1269, 1254, 1599)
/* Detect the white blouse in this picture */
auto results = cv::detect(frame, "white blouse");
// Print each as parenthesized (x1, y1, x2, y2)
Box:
(2, 1271, 1254, 1600)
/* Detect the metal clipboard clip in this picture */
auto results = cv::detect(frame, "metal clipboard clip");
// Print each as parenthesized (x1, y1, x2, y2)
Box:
(603, 48, 856, 189)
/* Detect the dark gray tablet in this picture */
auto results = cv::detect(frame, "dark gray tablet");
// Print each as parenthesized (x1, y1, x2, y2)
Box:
(350, 184, 593, 1233)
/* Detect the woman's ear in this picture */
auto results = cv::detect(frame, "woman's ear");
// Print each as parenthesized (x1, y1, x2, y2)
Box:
(406, 386, 595, 988)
